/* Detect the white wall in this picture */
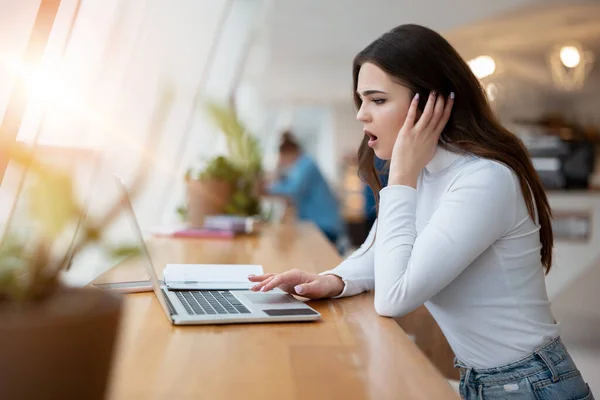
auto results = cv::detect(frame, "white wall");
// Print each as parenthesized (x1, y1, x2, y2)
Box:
(331, 101, 362, 163)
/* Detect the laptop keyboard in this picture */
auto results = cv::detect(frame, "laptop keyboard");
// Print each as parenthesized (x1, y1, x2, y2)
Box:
(174, 290, 250, 315)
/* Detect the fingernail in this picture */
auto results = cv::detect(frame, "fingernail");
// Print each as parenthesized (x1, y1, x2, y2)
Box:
(261, 286, 267, 292)
(431, 91, 436, 96)
(251, 285, 258, 291)
(450, 92, 455, 99)
(248, 274, 255, 278)
(294, 285, 304, 294)
(414, 93, 420, 100)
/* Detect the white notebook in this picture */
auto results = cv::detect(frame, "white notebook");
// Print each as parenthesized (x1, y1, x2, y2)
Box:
(163, 264, 264, 290)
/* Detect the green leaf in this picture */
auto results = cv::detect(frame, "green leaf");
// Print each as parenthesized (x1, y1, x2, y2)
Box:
(176, 205, 188, 221)
(181, 100, 264, 218)
(27, 171, 80, 238)
(203, 101, 263, 173)
(197, 156, 242, 183)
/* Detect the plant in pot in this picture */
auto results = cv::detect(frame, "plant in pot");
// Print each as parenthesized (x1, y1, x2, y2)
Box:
(184, 155, 242, 227)
(182, 102, 264, 225)
(0, 143, 141, 400)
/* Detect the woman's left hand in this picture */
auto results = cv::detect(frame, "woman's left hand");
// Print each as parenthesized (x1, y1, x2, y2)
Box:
(389, 91, 454, 188)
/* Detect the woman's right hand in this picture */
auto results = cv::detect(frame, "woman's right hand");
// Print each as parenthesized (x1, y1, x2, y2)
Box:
(248, 269, 345, 299)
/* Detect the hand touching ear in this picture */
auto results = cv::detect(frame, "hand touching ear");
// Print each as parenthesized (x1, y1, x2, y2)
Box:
(389, 91, 454, 188)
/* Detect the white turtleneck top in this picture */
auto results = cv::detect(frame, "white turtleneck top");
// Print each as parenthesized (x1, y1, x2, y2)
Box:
(321, 147, 560, 368)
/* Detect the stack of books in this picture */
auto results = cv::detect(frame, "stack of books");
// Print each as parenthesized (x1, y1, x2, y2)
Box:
(151, 215, 260, 239)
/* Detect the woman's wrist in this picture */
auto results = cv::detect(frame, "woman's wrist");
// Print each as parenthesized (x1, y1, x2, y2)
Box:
(388, 160, 420, 188)
(323, 274, 345, 298)
(388, 172, 419, 188)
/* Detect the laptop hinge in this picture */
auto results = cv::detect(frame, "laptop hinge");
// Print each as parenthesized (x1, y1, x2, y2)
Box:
(161, 289, 178, 316)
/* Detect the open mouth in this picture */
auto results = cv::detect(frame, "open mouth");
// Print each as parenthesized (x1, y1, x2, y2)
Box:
(365, 131, 378, 144)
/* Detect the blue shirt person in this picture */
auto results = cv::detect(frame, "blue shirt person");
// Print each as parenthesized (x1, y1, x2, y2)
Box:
(268, 133, 343, 246)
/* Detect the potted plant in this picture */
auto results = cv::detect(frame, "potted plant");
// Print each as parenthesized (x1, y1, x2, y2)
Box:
(182, 102, 263, 225)
(0, 142, 141, 400)
(184, 155, 241, 226)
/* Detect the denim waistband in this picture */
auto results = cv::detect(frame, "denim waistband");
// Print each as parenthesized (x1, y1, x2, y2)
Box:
(454, 337, 566, 386)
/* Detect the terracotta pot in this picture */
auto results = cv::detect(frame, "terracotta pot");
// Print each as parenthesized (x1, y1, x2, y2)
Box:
(187, 179, 234, 226)
(0, 287, 123, 400)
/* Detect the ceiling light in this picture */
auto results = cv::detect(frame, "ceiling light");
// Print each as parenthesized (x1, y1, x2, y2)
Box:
(549, 43, 594, 91)
(559, 46, 581, 68)
(468, 55, 496, 79)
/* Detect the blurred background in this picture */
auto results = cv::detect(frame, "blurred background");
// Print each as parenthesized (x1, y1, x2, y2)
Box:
(1, 0, 599, 392)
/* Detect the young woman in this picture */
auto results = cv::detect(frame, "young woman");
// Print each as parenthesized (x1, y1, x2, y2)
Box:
(250, 24, 594, 400)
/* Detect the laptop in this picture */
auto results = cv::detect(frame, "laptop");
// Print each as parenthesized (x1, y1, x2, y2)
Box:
(114, 176, 321, 325)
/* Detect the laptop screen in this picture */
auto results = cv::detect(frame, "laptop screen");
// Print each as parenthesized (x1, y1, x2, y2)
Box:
(113, 175, 173, 320)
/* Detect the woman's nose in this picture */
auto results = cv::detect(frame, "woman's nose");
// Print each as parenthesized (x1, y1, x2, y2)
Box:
(356, 105, 370, 123)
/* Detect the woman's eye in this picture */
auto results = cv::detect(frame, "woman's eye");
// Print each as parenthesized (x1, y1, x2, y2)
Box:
(372, 98, 386, 105)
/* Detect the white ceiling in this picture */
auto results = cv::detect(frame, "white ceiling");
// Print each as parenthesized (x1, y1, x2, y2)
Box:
(248, 0, 600, 103)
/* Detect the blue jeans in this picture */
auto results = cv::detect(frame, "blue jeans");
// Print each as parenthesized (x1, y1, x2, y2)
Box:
(455, 337, 594, 399)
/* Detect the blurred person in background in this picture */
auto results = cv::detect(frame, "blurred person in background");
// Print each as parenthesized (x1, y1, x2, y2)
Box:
(267, 131, 344, 251)
(363, 156, 388, 232)
(251, 24, 594, 400)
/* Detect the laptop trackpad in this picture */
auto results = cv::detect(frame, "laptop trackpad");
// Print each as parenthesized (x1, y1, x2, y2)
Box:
(243, 293, 298, 305)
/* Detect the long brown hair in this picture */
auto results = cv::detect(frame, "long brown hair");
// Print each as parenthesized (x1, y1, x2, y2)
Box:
(353, 24, 554, 273)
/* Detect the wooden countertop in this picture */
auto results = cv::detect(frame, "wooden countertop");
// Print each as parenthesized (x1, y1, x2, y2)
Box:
(94, 222, 457, 400)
